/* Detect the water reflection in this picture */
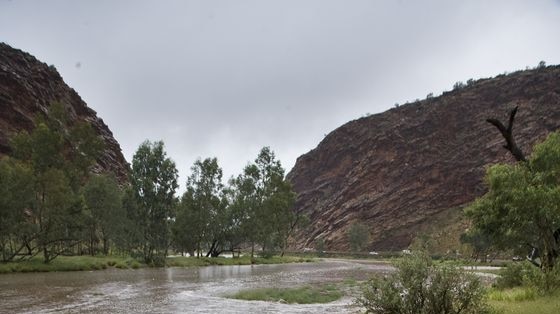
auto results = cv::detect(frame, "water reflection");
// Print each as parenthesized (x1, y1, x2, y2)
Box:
(197, 265, 253, 280)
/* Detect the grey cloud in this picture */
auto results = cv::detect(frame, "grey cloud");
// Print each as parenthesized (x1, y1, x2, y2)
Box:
(1, 0, 559, 190)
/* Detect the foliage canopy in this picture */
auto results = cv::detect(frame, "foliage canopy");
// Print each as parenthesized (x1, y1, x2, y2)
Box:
(466, 131, 560, 271)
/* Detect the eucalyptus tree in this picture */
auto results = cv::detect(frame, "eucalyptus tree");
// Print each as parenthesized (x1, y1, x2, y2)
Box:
(253, 147, 297, 255)
(230, 147, 297, 258)
(0, 157, 34, 262)
(466, 132, 560, 270)
(347, 222, 370, 252)
(176, 157, 225, 257)
(9, 104, 103, 263)
(229, 163, 260, 259)
(83, 174, 124, 255)
(131, 140, 178, 265)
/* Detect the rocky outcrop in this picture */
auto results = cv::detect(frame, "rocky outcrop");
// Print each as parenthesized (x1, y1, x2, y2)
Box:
(0, 43, 129, 181)
(288, 66, 560, 251)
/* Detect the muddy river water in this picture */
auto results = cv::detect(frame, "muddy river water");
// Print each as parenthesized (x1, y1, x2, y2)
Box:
(1, 259, 393, 313)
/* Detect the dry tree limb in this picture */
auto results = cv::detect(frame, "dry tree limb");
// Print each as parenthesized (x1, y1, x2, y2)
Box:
(486, 106, 526, 162)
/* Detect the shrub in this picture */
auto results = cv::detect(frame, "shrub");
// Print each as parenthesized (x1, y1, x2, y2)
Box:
(453, 81, 465, 90)
(523, 261, 560, 294)
(130, 260, 141, 269)
(259, 251, 275, 259)
(495, 262, 532, 289)
(495, 260, 560, 294)
(347, 222, 370, 252)
(315, 238, 325, 256)
(356, 253, 489, 314)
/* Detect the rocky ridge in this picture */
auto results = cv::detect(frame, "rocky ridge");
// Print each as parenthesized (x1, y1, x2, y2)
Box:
(0, 43, 128, 181)
(288, 66, 560, 251)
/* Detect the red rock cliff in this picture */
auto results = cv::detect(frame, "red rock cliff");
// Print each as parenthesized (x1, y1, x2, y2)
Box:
(0, 43, 129, 181)
(288, 66, 560, 251)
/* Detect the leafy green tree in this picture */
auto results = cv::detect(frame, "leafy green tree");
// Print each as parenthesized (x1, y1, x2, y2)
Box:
(229, 164, 260, 258)
(230, 147, 297, 258)
(466, 131, 560, 271)
(83, 174, 124, 255)
(347, 222, 370, 252)
(220, 185, 249, 254)
(120, 186, 143, 256)
(11, 122, 82, 263)
(172, 193, 198, 256)
(37, 168, 82, 262)
(130, 140, 178, 265)
(67, 121, 104, 188)
(315, 237, 326, 256)
(0, 157, 34, 262)
(265, 173, 297, 256)
(3, 103, 106, 263)
(176, 157, 225, 257)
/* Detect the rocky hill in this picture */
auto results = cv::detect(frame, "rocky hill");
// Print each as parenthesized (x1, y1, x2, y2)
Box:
(0, 43, 128, 181)
(288, 66, 560, 251)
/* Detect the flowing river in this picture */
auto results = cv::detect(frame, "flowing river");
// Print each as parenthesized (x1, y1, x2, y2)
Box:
(1, 259, 393, 314)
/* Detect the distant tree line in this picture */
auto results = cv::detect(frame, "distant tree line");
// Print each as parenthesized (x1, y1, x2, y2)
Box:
(0, 103, 302, 266)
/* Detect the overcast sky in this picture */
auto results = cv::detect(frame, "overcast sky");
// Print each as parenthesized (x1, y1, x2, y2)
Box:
(1, 0, 560, 190)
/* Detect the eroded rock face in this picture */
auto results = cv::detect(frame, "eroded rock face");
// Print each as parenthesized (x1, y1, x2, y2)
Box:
(288, 66, 560, 251)
(0, 43, 129, 181)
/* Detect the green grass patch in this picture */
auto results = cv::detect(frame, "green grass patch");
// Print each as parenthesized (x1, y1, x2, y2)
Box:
(342, 278, 358, 286)
(488, 287, 537, 302)
(166, 255, 313, 267)
(230, 284, 342, 304)
(1, 254, 311, 274)
(489, 289, 560, 313)
(0, 255, 143, 274)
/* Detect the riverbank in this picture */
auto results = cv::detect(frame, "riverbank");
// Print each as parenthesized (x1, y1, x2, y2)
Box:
(488, 288, 560, 313)
(166, 255, 313, 267)
(0, 255, 314, 274)
(0, 256, 141, 273)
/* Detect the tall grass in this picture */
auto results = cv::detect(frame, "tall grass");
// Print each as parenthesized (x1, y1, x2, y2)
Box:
(487, 287, 537, 302)
(0, 256, 142, 273)
(489, 289, 560, 314)
(230, 284, 342, 304)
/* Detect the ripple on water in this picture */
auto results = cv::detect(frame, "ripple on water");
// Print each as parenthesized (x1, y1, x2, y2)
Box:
(2, 260, 392, 313)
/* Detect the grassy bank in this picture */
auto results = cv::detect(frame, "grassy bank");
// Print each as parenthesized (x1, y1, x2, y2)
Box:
(489, 288, 560, 313)
(230, 284, 342, 304)
(166, 255, 314, 267)
(0, 255, 141, 273)
(0, 255, 313, 274)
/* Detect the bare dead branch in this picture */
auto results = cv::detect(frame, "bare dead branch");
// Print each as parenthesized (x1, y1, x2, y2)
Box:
(486, 106, 526, 162)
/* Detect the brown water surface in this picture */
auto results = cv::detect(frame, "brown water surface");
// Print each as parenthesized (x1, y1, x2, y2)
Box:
(1, 259, 392, 313)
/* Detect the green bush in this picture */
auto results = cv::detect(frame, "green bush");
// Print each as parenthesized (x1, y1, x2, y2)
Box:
(495, 260, 560, 294)
(523, 261, 560, 294)
(130, 260, 141, 269)
(356, 253, 489, 314)
(259, 251, 274, 259)
(495, 262, 532, 289)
